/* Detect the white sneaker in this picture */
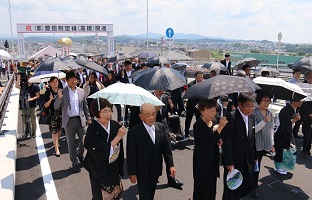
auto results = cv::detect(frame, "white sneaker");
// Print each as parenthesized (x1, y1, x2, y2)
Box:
(274, 168, 287, 175)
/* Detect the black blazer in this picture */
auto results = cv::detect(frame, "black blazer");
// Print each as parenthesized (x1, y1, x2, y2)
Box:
(220, 59, 232, 75)
(186, 80, 200, 111)
(84, 120, 124, 185)
(127, 122, 174, 181)
(193, 118, 221, 184)
(116, 69, 135, 83)
(221, 109, 257, 174)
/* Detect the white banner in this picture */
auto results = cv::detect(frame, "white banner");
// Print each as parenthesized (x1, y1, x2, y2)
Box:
(17, 33, 25, 59)
(107, 32, 114, 56)
(16, 24, 113, 33)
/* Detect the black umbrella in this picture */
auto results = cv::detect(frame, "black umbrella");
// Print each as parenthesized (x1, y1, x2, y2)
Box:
(133, 67, 186, 91)
(146, 56, 170, 66)
(137, 51, 157, 59)
(183, 75, 260, 100)
(253, 77, 307, 101)
(233, 57, 261, 70)
(255, 67, 280, 77)
(171, 63, 188, 71)
(291, 57, 312, 74)
(108, 56, 117, 63)
(75, 59, 108, 75)
(35, 57, 80, 72)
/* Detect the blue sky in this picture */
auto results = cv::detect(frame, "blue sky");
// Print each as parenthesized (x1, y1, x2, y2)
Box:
(1, 0, 312, 44)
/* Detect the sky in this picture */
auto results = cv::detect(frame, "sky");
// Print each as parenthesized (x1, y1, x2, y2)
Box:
(1, 0, 312, 44)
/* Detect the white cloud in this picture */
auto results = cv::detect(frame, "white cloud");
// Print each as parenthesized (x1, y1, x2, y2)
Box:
(1, 0, 312, 43)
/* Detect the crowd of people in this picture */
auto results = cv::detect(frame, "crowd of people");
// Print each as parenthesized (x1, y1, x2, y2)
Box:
(13, 53, 312, 200)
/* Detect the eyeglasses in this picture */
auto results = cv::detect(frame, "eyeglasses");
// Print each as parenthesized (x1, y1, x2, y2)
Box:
(242, 103, 254, 109)
(100, 109, 112, 114)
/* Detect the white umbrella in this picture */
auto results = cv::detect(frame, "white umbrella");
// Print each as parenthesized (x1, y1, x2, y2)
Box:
(88, 83, 164, 106)
(253, 77, 307, 101)
(29, 71, 66, 83)
(88, 83, 164, 124)
(0, 49, 11, 60)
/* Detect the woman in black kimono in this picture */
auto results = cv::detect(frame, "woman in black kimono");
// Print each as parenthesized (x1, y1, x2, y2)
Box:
(274, 100, 301, 175)
(192, 99, 228, 200)
(84, 98, 127, 200)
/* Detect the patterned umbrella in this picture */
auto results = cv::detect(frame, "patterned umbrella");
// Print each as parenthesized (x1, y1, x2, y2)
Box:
(183, 75, 260, 100)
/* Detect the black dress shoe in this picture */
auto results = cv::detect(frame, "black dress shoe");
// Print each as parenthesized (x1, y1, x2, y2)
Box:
(72, 163, 81, 173)
(167, 177, 183, 189)
(77, 155, 84, 163)
(249, 189, 258, 198)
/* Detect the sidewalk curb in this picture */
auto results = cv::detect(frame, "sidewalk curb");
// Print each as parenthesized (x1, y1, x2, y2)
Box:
(0, 87, 20, 200)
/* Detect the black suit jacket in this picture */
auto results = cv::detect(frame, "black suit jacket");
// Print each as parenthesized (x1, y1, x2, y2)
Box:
(220, 59, 232, 75)
(274, 103, 296, 162)
(186, 80, 200, 111)
(193, 118, 221, 184)
(221, 109, 257, 174)
(116, 69, 135, 83)
(84, 120, 124, 185)
(127, 122, 174, 181)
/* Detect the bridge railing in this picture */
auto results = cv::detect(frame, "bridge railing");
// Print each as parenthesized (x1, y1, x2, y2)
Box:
(0, 73, 15, 131)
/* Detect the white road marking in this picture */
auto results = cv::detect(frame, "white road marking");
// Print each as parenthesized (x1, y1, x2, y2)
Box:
(35, 118, 59, 200)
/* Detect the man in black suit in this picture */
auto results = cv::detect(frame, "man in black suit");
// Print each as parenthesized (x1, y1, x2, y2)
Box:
(221, 92, 258, 199)
(116, 60, 134, 84)
(127, 103, 177, 200)
(185, 71, 203, 137)
(116, 60, 135, 124)
(220, 53, 232, 75)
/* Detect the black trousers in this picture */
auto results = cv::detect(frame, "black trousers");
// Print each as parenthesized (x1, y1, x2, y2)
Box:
(184, 108, 200, 136)
(303, 128, 312, 151)
(293, 119, 302, 137)
(89, 173, 103, 200)
(137, 178, 158, 200)
(253, 150, 267, 187)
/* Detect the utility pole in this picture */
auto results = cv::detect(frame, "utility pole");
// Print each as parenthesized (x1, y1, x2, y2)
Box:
(8, 0, 14, 75)
(146, 0, 149, 52)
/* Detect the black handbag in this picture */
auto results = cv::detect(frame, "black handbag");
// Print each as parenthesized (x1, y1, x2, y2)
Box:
(39, 106, 51, 124)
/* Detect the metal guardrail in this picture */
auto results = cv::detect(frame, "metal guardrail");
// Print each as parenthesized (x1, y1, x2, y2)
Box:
(0, 73, 15, 131)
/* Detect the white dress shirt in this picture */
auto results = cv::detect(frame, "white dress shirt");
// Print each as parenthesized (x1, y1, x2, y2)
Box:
(68, 87, 80, 117)
(126, 71, 132, 83)
(143, 122, 155, 144)
(237, 107, 249, 136)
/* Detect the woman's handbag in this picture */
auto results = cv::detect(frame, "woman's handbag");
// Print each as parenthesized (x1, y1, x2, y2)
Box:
(281, 144, 297, 170)
(101, 180, 123, 200)
(39, 107, 51, 124)
(281, 133, 297, 171)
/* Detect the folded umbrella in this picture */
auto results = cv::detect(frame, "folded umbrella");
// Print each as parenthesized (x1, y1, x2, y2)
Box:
(183, 75, 260, 100)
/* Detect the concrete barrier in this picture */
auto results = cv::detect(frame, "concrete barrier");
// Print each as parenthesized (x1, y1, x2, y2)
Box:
(0, 87, 20, 200)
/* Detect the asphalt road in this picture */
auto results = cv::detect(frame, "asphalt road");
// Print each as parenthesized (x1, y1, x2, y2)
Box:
(15, 105, 312, 200)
